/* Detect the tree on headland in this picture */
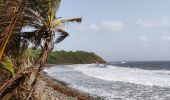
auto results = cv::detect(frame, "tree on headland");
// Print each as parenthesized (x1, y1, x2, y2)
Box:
(0, 0, 81, 99)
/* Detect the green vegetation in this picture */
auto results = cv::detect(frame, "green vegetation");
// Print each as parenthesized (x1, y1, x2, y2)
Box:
(0, 56, 14, 73)
(0, 0, 82, 99)
(47, 50, 106, 64)
(26, 49, 106, 64)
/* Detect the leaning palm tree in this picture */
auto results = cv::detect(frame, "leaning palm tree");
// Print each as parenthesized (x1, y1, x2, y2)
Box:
(20, 1, 81, 98)
(0, 0, 32, 99)
(0, 0, 81, 99)
(22, 0, 81, 67)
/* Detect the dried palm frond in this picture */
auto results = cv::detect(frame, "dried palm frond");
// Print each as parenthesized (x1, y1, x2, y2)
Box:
(0, 1, 82, 99)
(60, 18, 82, 24)
(0, 0, 27, 61)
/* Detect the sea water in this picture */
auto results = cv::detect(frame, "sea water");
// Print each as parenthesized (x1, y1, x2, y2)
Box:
(44, 61, 170, 100)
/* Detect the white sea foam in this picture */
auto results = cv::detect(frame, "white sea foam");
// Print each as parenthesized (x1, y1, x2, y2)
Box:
(121, 61, 126, 64)
(73, 64, 170, 87)
(44, 64, 170, 100)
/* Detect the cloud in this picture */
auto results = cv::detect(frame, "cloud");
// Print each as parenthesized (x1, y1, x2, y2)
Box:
(89, 24, 99, 32)
(102, 20, 124, 32)
(136, 18, 170, 28)
(159, 18, 170, 27)
(136, 19, 158, 28)
(161, 36, 170, 41)
(139, 36, 149, 42)
(77, 20, 124, 33)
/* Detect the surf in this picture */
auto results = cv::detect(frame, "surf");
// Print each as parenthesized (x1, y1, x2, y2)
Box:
(73, 64, 170, 87)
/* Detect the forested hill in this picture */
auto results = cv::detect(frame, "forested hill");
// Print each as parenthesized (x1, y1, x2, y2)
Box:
(26, 49, 106, 64)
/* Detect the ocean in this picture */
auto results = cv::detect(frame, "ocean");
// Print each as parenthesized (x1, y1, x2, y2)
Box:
(44, 61, 170, 100)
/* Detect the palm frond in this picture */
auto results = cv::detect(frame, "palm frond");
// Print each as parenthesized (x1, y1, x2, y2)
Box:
(55, 29, 69, 44)
(60, 18, 82, 24)
(23, 8, 44, 27)
(50, 0, 61, 22)
(0, 56, 14, 73)
(0, 0, 27, 60)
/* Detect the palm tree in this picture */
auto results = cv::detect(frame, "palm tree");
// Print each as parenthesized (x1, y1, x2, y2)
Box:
(22, 0, 81, 68)
(0, 0, 27, 61)
(0, 0, 81, 99)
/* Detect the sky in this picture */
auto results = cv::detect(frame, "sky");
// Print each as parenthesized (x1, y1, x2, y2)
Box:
(55, 0, 170, 61)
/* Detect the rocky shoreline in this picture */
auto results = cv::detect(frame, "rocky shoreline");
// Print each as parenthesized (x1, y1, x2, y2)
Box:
(35, 64, 103, 100)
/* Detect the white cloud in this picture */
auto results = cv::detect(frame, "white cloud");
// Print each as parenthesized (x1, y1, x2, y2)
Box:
(89, 24, 99, 32)
(102, 20, 124, 32)
(160, 18, 170, 27)
(137, 18, 158, 28)
(139, 36, 149, 42)
(136, 18, 170, 28)
(161, 36, 170, 41)
(77, 20, 124, 33)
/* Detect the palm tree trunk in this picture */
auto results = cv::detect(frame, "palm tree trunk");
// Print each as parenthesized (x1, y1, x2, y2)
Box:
(17, 39, 52, 99)
(0, 39, 52, 99)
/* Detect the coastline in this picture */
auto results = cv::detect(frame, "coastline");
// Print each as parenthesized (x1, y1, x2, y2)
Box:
(35, 64, 103, 100)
